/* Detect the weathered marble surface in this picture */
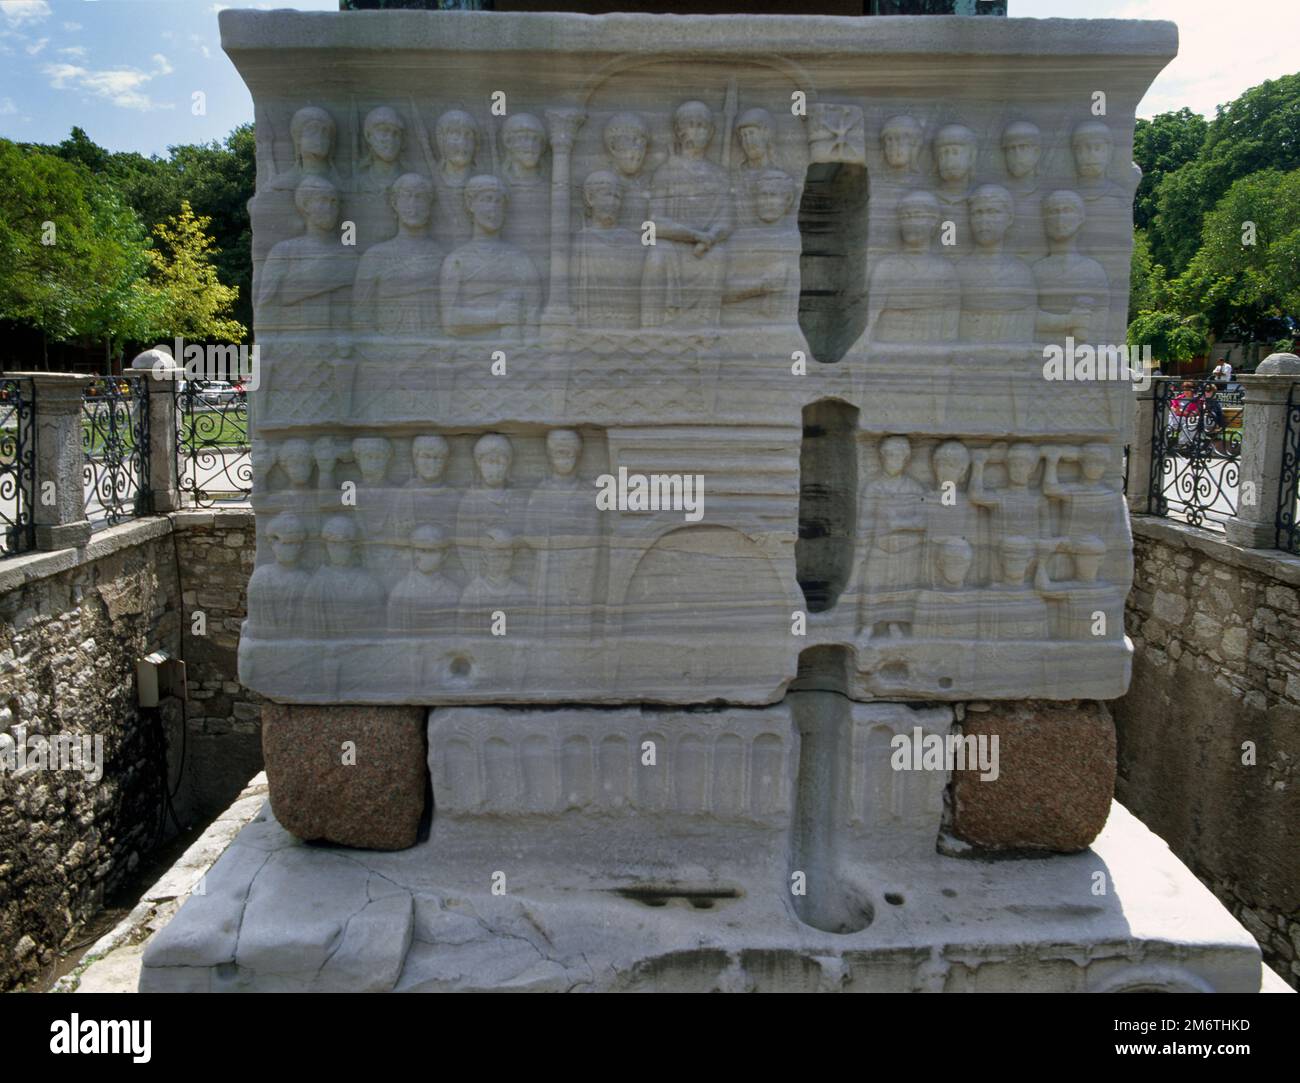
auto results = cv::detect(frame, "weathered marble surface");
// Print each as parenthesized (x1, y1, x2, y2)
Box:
(227, 10, 1172, 706)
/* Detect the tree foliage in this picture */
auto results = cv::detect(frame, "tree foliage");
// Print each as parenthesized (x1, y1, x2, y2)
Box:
(1126, 309, 1211, 365)
(143, 201, 246, 343)
(1132, 107, 1207, 232)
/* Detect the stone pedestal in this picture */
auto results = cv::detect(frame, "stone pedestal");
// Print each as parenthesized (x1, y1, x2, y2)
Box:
(7, 373, 93, 550)
(1224, 358, 1300, 549)
(131, 348, 182, 514)
(262, 703, 427, 850)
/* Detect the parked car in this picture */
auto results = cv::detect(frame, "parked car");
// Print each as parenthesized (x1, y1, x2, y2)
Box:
(195, 381, 241, 406)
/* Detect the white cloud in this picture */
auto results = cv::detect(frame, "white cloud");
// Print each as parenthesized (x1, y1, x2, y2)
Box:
(200, 44, 211, 59)
(0, 1, 51, 28)
(43, 61, 174, 112)
(23, 34, 45, 54)
(152, 52, 173, 75)
(62, 20, 80, 32)
(0, 96, 17, 115)
(57, 45, 85, 58)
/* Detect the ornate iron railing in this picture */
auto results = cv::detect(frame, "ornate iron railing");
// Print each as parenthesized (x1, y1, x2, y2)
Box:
(1148, 377, 1241, 530)
(82, 374, 150, 528)
(1, 376, 36, 555)
(1277, 382, 1300, 555)
(176, 379, 252, 506)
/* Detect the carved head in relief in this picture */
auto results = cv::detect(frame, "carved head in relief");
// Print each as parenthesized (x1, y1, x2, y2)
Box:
(545, 429, 582, 478)
(999, 536, 1035, 585)
(290, 105, 335, 169)
(1006, 442, 1039, 486)
(932, 439, 972, 486)
(483, 527, 516, 581)
(881, 114, 922, 171)
(897, 189, 942, 249)
(321, 516, 361, 568)
(968, 185, 1014, 248)
(754, 170, 796, 225)
(736, 108, 777, 168)
(1001, 121, 1041, 180)
(937, 537, 973, 587)
(411, 435, 450, 484)
(1079, 442, 1112, 482)
(1071, 535, 1106, 582)
(410, 525, 449, 575)
(879, 435, 912, 477)
(582, 171, 622, 228)
(473, 433, 513, 489)
(389, 173, 435, 230)
(435, 109, 479, 170)
(268, 512, 306, 568)
(363, 106, 404, 165)
(603, 112, 650, 178)
(293, 176, 341, 232)
(501, 113, 547, 175)
(352, 437, 392, 485)
(672, 101, 715, 156)
(1071, 121, 1113, 180)
(1042, 190, 1086, 244)
(464, 175, 508, 235)
(279, 439, 314, 487)
(934, 124, 977, 183)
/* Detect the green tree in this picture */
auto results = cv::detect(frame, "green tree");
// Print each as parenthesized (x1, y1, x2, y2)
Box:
(1170, 169, 1300, 342)
(1132, 107, 1207, 232)
(1126, 309, 1211, 367)
(1128, 229, 1168, 325)
(1149, 73, 1300, 273)
(143, 200, 246, 343)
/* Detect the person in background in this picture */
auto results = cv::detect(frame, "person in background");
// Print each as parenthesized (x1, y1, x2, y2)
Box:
(1212, 357, 1233, 386)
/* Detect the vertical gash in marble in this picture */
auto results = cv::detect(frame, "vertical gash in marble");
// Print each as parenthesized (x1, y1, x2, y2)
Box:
(136, 10, 1259, 994)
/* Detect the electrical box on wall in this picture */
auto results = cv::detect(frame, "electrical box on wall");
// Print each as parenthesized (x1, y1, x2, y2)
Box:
(137, 651, 188, 708)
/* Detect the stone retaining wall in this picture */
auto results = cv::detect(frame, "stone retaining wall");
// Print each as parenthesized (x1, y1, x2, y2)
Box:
(1115, 515, 1300, 988)
(0, 509, 258, 990)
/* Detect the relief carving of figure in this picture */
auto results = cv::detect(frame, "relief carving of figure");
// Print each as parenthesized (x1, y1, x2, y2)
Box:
(603, 111, 653, 232)
(1071, 121, 1125, 205)
(458, 526, 525, 636)
(270, 105, 344, 192)
(640, 100, 732, 329)
(880, 114, 924, 182)
(1034, 535, 1121, 640)
(858, 435, 926, 640)
(256, 176, 357, 333)
(1041, 443, 1121, 543)
(352, 105, 407, 247)
(387, 525, 459, 635)
(912, 538, 980, 639)
(440, 175, 542, 341)
(455, 433, 517, 583)
(933, 123, 978, 248)
(395, 434, 454, 548)
(573, 170, 642, 329)
(979, 535, 1050, 640)
(352, 173, 445, 336)
(957, 184, 1036, 343)
(1000, 120, 1043, 253)
(732, 108, 783, 229)
(431, 109, 481, 248)
(924, 440, 977, 586)
(1034, 190, 1109, 344)
(866, 190, 960, 343)
(305, 515, 386, 637)
(277, 438, 315, 489)
(722, 169, 800, 326)
(969, 442, 1048, 543)
(248, 512, 311, 638)
(526, 429, 599, 638)
(313, 436, 344, 491)
(500, 112, 551, 280)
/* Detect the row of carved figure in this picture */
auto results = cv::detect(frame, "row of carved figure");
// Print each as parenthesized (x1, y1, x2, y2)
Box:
(856, 436, 1123, 641)
(251, 430, 602, 639)
(255, 100, 1126, 339)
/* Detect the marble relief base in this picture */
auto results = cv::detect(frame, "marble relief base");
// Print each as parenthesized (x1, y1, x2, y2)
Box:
(137, 801, 1261, 993)
(236, 635, 1131, 704)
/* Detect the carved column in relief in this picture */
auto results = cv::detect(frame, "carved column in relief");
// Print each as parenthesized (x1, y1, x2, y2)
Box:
(540, 108, 586, 331)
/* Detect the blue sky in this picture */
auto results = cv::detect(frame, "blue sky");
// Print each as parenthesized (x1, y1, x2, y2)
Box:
(1, 0, 1296, 157)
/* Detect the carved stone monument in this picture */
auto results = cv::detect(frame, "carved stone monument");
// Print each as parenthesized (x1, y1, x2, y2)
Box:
(139, 9, 1264, 993)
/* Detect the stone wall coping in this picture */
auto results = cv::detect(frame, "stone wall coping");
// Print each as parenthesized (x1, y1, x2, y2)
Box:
(220, 10, 1178, 60)
(1130, 514, 1300, 587)
(0, 506, 254, 595)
